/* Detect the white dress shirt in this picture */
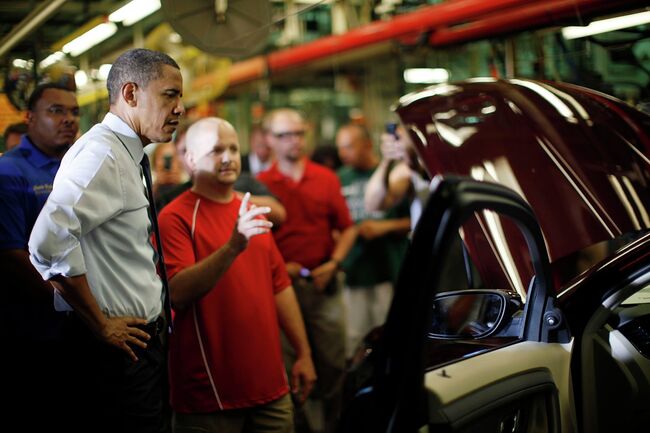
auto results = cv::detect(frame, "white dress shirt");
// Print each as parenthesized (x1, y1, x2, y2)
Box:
(29, 112, 163, 321)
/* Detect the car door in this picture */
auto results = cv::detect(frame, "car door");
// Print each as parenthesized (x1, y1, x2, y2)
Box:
(340, 176, 574, 433)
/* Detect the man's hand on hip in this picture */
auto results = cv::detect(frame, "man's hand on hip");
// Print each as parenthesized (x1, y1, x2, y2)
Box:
(99, 316, 151, 362)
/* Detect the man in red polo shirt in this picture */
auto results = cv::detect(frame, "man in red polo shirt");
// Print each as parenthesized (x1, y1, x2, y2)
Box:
(159, 117, 316, 432)
(258, 108, 356, 433)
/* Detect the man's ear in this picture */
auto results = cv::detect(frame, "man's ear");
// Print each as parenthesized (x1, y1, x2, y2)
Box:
(121, 82, 138, 107)
(26, 110, 34, 126)
(184, 150, 195, 172)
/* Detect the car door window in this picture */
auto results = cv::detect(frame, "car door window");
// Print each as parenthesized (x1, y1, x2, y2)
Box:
(425, 211, 533, 369)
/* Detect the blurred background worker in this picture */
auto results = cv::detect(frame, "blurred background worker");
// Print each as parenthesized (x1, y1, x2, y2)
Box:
(0, 83, 79, 425)
(335, 123, 410, 359)
(242, 124, 273, 176)
(258, 108, 356, 433)
(152, 139, 186, 201)
(2, 122, 28, 153)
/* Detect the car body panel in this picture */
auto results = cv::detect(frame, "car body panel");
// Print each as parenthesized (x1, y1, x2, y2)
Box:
(340, 80, 650, 433)
(395, 78, 650, 266)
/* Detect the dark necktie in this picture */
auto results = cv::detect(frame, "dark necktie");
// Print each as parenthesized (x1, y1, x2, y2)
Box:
(140, 155, 173, 333)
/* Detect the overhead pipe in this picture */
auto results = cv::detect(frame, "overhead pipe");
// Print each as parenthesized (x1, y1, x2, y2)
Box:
(267, 0, 536, 71)
(0, 0, 68, 59)
(428, 0, 643, 46)
(225, 0, 641, 87)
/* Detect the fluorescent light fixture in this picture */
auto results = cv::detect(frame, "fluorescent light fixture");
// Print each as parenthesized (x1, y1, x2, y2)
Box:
(63, 22, 118, 57)
(12, 58, 31, 68)
(168, 32, 182, 44)
(562, 10, 650, 40)
(404, 68, 449, 84)
(97, 64, 112, 81)
(39, 51, 65, 69)
(75, 70, 88, 87)
(109, 0, 161, 26)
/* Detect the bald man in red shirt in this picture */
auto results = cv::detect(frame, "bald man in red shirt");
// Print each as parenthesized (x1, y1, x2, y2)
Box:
(159, 117, 316, 433)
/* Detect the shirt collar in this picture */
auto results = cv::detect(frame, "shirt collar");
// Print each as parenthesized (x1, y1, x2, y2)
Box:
(17, 135, 60, 169)
(267, 158, 312, 182)
(102, 112, 144, 163)
(302, 159, 315, 179)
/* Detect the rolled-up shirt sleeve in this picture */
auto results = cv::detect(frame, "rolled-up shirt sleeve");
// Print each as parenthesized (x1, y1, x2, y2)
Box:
(29, 142, 124, 280)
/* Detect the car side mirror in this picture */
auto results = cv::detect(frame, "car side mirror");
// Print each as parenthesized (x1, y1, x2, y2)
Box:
(429, 290, 507, 339)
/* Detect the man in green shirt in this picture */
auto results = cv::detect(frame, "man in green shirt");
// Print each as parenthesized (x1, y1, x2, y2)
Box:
(335, 123, 410, 358)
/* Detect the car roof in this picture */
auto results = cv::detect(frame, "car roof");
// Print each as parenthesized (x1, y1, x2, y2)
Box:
(395, 78, 650, 263)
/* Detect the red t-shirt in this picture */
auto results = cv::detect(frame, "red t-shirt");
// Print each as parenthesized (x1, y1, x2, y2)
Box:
(159, 191, 291, 412)
(257, 160, 353, 269)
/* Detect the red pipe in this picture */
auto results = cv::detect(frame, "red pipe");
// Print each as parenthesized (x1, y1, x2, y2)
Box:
(428, 0, 642, 46)
(221, 0, 640, 87)
(267, 0, 536, 71)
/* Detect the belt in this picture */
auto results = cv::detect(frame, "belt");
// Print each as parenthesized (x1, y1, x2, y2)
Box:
(136, 316, 165, 339)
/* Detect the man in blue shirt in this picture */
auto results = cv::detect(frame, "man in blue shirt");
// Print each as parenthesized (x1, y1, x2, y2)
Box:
(0, 82, 79, 424)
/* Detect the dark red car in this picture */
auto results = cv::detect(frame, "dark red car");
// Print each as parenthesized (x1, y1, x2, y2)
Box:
(341, 79, 650, 433)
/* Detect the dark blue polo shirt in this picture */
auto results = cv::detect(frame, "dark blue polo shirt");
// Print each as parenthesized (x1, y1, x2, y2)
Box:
(0, 135, 60, 250)
(1, 135, 65, 342)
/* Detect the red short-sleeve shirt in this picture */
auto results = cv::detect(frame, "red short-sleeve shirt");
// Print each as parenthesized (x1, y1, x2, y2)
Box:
(159, 191, 291, 412)
(257, 160, 353, 269)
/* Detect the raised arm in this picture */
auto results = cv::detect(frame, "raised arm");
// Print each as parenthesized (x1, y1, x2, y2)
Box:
(364, 131, 412, 212)
(235, 173, 287, 225)
(248, 194, 286, 225)
(167, 193, 272, 309)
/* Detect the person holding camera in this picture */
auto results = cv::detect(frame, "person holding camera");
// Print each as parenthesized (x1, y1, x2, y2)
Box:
(152, 140, 185, 200)
(335, 123, 410, 359)
(364, 123, 431, 232)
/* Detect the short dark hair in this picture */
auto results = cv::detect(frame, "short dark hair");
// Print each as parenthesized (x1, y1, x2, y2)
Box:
(3, 122, 27, 141)
(262, 108, 305, 132)
(342, 123, 371, 143)
(27, 83, 73, 111)
(107, 48, 180, 104)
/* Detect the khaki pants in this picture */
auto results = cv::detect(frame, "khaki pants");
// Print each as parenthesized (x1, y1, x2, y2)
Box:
(342, 281, 393, 359)
(172, 393, 294, 433)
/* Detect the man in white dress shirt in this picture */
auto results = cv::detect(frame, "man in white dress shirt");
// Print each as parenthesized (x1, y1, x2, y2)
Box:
(29, 48, 184, 433)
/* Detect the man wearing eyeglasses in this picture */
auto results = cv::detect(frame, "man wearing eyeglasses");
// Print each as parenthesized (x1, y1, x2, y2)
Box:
(0, 83, 79, 423)
(258, 108, 356, 433)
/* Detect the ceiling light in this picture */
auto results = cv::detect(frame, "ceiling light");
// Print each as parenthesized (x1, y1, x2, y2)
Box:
(562, 10, 650, 40)
(97, 64, 112, 81)
(404, 68, 449, 84)
(12, 58, 31, 68)
(75, 70, 88, 87)
(109, 0, 161, 26)
(62, 22, 118, 57)
(168, 32, 182, 44)
(40, 51, 65, 69)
